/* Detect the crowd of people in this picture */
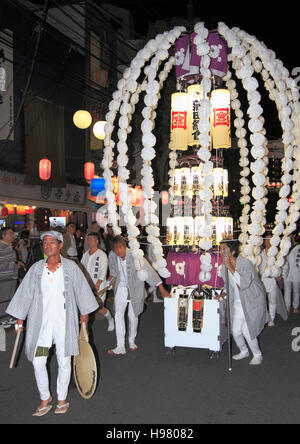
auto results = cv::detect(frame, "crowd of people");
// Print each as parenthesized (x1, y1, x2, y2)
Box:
(0, 220, 300, 416)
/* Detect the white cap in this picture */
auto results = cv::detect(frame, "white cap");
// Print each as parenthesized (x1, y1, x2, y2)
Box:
(40, 231, 63, 243)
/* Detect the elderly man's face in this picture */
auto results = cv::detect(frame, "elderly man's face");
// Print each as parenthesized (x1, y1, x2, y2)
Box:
(43, 235, 62, 257)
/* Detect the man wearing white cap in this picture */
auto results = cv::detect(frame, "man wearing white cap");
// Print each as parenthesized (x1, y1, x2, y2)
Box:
(6, 231, 99, 416)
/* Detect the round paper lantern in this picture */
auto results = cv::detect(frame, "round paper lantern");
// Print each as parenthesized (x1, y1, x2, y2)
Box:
(73, 110, 92, 129)
(84, 162, 95, 181)
(39, 158, 51, 181)
(93, 121, 107, 140)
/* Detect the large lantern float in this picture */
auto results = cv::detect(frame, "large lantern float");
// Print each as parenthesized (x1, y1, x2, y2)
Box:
(101, 20, 300, 287)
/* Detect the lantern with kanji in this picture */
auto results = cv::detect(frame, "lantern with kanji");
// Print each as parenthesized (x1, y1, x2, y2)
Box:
(210, 89, 231, 149)
(170, 92, 188, 151)
(187, 84, 203, 147)
(39, 158, 52, 181)
(84, 162, 95, 181)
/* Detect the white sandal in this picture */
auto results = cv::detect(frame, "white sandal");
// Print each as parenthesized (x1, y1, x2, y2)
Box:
(54, 402, 70, 414)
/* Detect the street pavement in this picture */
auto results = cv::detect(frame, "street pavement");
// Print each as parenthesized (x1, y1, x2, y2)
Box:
(0, 297, 300, 425)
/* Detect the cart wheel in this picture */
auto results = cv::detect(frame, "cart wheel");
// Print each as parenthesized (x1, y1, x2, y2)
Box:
(209, 351, 220, 360)
(166, 347, 176, 357)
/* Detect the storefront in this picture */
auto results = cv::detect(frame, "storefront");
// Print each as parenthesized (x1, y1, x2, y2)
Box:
(0, 170, 95, 235)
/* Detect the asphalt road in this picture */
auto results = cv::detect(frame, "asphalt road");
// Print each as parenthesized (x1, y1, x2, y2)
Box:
(0, 298, 300, 425)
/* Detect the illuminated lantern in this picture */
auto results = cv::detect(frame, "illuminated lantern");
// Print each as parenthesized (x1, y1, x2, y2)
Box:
(39, 158, 52, 181)
(210, 89, 231, 149)
(194, 216, 205, 244)
(1, 207, 9, 217)
(213, 168, 229, 197)
(84, 162, 95, 181)
(93, 121, 107, 140)
(170, 93, 188, 151)
(161, 191, 169, 206)
(191, 166, 203, 196)
(166, 218, 175, 246)
(215, 217, 233, 245)
(73, 110, 92, 129)
(183, 217, 194, 246)
(187, 84, 203, 147)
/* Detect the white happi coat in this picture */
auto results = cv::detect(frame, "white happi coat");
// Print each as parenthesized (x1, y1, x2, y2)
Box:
(6, 257, 99, 361)
(81, 249, 108, 298)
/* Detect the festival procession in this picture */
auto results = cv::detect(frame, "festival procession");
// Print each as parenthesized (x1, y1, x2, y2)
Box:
(0, 0, 300, 426)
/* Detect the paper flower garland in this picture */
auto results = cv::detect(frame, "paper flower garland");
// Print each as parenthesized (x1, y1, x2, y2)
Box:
(194, 22, 213, 282)
(102, 20, 300, 282)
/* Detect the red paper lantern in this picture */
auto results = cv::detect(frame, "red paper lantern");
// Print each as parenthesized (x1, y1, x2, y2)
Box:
(84, 162, 95, 181)
(39, 158, 52, 181)
(1, 207, 9, 217)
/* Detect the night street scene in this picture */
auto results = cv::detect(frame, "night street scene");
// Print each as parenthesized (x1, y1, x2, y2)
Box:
(0, 0, 300, 429)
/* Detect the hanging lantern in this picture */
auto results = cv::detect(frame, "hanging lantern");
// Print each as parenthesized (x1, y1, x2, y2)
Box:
(161, 191, 169, 206)
(73, 110, 92, 129)
(39, 158, 52, 181)
(215, 217, 233, 245)
(1, 207, 9, 217)
(210, 89, 231, 149)
(170, 92, 188, 151)
(166, 218, 175, 246)
(191, 166, 203, 196)
(187, 84, 203, 147)
(213, 168, 228, 197)
(93, 121, 107, 140)
(84, 162, 95, 181)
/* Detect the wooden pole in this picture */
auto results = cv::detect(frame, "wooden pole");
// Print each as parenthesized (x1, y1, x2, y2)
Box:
(9, 330, 22, 369)
(225, 267, 232, 372)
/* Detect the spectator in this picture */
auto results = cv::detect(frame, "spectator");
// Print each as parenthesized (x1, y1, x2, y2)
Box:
(84, 221, 105, 252)
(0, 227, 19, 317)
(61, 222, 78, 260)
(258, 233, 288, 326)
(103, 223, 115, 255)
(75, 228, 84, 261)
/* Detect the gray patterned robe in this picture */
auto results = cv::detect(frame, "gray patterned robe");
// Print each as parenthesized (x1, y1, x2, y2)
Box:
(108, 248, 162, 317)
(6, 256, 99, 361)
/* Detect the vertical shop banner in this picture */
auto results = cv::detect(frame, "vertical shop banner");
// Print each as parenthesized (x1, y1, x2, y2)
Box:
(24, 96, 66, 187)
(0, 30, 14, 141)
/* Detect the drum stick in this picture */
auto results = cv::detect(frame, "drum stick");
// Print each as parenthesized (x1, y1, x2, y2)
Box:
(9, 330, 22, 369)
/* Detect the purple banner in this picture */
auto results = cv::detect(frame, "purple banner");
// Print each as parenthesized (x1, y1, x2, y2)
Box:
(176, 32, 228, 80)
(175, 35, 190, 79)
(166, 251, 224, 289)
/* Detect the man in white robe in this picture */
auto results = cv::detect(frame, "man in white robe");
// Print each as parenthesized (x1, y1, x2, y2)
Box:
(107, 236, 170, 356)
(81, 232, 114, 331)
(220, 240, 267, 366)
(6, 231, 99, 416)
